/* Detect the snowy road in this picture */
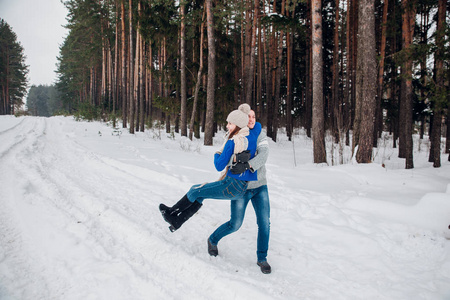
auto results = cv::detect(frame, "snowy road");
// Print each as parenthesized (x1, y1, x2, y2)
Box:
(1, 116, 450, 299)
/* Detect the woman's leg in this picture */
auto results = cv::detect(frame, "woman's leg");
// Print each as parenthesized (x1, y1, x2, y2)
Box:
(160, 177, 247, 232)
(187, 176, 248, 204)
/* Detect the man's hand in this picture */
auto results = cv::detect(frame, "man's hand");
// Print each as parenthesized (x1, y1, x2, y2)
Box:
(230, 161, 250, 174)
(234, 150, 251, 163)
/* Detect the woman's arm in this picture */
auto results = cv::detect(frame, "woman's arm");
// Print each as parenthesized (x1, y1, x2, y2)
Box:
(214, 140, 235, 171)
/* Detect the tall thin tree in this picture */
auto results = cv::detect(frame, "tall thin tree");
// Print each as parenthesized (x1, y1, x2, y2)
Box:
(355, 0, 377, 163)
(400, 0, 415, 168)
(121, 0, 127, 128)
(189, 10, 206, 141)
(312, 0, 327, 163)
(430, 0, 446, 168)
(204, 0, 216, 146)
(180, 3, 188, 136)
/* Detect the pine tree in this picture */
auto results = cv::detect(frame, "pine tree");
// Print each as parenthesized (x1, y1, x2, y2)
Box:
(0, 19, 28, 115)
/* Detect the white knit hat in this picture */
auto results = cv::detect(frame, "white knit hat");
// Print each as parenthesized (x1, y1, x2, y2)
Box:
(226, 103, 251, 128)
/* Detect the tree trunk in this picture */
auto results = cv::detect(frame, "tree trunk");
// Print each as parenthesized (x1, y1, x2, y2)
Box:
(134, 2, 141, 132)
(204, 0, 216, 146)
(355, 0, 377, 163)
(101, 25, 107, 105)
(113, 0, 119, 118)
(265, 23, 274, 138)
(272, 28, 283, 142)
(138, 2, 145, 132)
(189, 12, 205, 141)
(244, 0, 258, 105)
(128, 0, 135, 134)
(312, 0, 327, 163)
(400, 0, 415, 168)
(352, 0, 363, 155)
(147, 45, 153, 122)
(419, 6, 429, 140)
(331, 0, 340, 144)
(180, 4, 187, 136)
(121, 0, 127, 128)
(305, 0, 312, 138)
(351, 0, 359, 139)
(430, 0, 446, 168)
(286, 4, 295, 141)
(343, 0, 352, 146)
(256, 14, 263, 120)
(446, 110, 450, 157)
(375, 0, 389, 145)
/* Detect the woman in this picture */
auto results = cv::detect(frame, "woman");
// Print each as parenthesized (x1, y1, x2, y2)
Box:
(159, 104, 261, 232)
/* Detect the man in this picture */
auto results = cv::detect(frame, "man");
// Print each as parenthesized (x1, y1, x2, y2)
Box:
(207, 107, 271, 274)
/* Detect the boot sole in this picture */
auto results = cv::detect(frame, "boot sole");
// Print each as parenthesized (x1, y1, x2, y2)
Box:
(159, 205, 178, 232)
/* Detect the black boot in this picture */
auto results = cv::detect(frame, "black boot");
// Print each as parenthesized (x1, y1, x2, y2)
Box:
(167, 201, 202, 232)
(159, 195, 202, 232)
(159, 194, 191, 216)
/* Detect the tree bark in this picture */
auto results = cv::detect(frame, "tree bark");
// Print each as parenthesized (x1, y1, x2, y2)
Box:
(134, 29, 140, 132)
(400, 0, 415, 168)
(430, 0, 446, 168)
(446, 109, 450, 156)
(256, 14, 263, 120)
(375, 0, 389, 145)
(244, 0, 258, 105)
(180, 3, 187, 136)
(265, 19, 274, 138)
(138, 2, 144, 132)
(343, 0, 352, 146)
(204, 0, 216, 146)
(355, 0, 377, 163)
(312, 0, 327, 163)
(331, 0, 340, 144)
(305, 0, 312, 138)
(286, 4, 295, 141)
(113, 0, 119, 118)
(121, 0, 127, 128)
(128, 0, 135, 134)
(189, 12, 205, 141)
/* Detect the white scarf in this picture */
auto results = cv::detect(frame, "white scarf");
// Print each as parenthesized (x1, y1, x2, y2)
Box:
(217, 126, 250, 181)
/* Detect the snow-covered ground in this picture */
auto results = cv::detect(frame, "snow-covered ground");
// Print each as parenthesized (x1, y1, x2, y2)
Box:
(1, 115, 449, 300)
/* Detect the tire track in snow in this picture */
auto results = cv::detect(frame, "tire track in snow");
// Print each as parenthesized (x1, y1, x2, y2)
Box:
(0, 115, 25, 135)
(0, 117, 45, 160)
(0, 118, 54, 299)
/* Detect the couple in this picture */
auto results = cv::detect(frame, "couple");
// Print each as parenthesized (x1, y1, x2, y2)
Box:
(159, 104, 271, 274)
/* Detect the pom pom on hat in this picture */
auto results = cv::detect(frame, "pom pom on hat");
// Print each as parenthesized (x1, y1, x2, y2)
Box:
(227, 104, 251, 128)
(238, 103, 251, 115)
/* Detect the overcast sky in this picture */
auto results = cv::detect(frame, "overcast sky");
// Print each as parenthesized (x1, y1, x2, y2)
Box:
(0, 0, 68, 87)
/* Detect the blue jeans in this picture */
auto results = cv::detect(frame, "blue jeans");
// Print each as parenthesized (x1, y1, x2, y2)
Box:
(186, 176, 248, 204)
(209, 185, 270, 262)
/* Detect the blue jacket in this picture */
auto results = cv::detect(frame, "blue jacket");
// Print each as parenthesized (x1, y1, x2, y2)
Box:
(213, 122, 262, 181)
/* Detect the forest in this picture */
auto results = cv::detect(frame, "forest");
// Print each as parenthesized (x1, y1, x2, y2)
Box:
(0, 19, 28, 116)
(1, 0, 449, 168)
(26, 85, 62, 117)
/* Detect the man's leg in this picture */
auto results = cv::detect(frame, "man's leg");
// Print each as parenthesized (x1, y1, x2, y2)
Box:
(250, 185, 270, 263)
